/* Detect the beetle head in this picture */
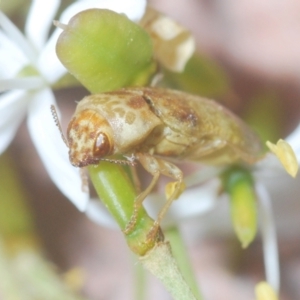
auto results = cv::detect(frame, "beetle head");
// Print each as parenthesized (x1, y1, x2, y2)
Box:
(67, 109, 114, 167)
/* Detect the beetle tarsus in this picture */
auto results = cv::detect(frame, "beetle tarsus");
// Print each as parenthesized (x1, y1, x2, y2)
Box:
(123, 204, 139, 235)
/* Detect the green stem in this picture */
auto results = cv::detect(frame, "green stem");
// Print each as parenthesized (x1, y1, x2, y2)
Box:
(88, 162, 163, 255)
(140, 242, 199, 300)
(133, 254, 147, 300)
(88, 162, 199, 299)
(165, 227, 203, 300)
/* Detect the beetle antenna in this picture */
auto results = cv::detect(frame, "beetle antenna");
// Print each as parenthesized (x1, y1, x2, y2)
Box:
(50, 105, 69, 148)
(101, 158, 136, 167)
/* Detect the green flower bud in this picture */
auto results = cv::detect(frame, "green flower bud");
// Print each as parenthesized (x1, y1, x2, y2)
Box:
(222, 166, 257, 248)
(56, 9, 155, 93)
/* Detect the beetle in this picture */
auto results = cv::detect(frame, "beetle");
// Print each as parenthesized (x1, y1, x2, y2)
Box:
(54, 87, 265, 234)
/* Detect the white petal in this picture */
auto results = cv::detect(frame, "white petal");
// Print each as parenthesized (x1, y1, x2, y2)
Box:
(256, 183, 280, 293)
(0, 90, 28, 154)
(0, 11, 36, 64)
(37, 28, 67, 84)
(0, 77, 44, 92)
(0, 30, 28, 78)
(85, 199, 117, 228)
(25, 0, 60, 50)
(254, 154, 286, 178)
(59, 0, 146, 24)
(184, 165, 225, 188)
(27, 89, 89, 211)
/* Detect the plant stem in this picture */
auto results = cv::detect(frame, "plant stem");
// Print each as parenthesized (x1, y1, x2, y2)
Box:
(165, 227, 203, 300)
(88, 162, 163, 255)
(88, 162, 199, 299)
(140, 242, 199, 300)
(133, 254, 147, 300)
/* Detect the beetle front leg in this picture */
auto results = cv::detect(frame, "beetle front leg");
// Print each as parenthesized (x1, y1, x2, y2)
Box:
(123, 153, 161, 234)
(123, 153, 184, 240)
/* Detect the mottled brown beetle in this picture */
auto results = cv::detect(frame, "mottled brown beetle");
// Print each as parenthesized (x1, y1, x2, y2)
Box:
(53, 87, 264, 234)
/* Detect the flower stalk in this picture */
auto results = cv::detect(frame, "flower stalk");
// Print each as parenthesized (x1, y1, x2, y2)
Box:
(140, 242, 199, 300)
(89, 162, 199, 300)
(88, 162, 162, 255)
(165, 227, 203, 300)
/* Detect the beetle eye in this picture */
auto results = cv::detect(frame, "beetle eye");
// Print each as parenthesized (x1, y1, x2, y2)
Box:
(93, 132, 111, 158)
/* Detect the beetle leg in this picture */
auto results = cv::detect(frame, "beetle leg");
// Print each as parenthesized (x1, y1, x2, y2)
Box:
(123, 152, 183, 240)
(123, 154, 161, 234)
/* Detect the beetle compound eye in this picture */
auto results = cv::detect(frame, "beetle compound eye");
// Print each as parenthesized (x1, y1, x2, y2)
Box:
(93, 132, 112, 158)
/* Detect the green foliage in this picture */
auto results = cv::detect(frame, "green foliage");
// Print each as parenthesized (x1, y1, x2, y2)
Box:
(243, 90, 283, 143)
(0, 153, 34, 239)
(161, 54, 230, 98)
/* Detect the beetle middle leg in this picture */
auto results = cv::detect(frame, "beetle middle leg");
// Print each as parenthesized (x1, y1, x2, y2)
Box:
(123, 153, 184, 237)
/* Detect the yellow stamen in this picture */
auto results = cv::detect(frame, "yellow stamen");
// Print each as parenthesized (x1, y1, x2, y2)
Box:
(255, 281, 278, 300)
(165, 181, 186, 200)
(266, 139, 298, 178)
(63, 267, 85, 292)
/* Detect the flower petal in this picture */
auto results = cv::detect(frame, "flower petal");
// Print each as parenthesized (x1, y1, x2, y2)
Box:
(60, 0, 147, 24)
(146, 179, 221, 227)
(37, 29, 67, 84)
(0, 30, 28, 78)
(0, 77, 44, 92)
(256, 183, 279, 293)
(140, 7, 195, 72)
(25, 0, 60, 51)
(26, 88, 89, 211)
(0, 90, 28, 154)
(0, 11, 36, 64)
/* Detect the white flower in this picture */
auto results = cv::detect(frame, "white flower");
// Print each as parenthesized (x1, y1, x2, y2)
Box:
(0, 0, 146, 213)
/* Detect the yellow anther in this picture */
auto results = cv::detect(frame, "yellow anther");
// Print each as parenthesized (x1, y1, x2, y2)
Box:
(266, 139, 298, 178)
(63, 267, 85, 292)
(255, 281, 278, 300)
(165, 181, 186, 200)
